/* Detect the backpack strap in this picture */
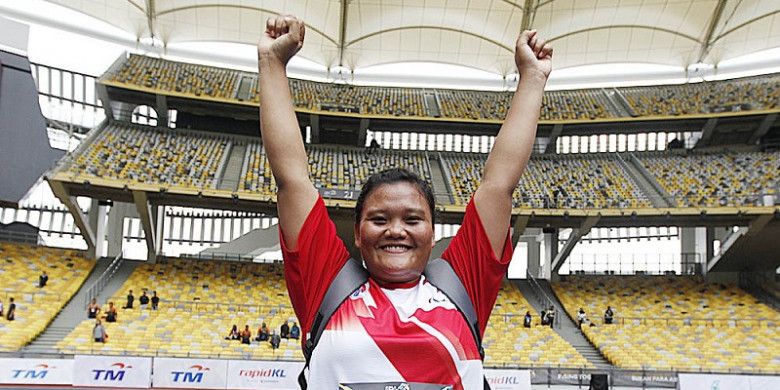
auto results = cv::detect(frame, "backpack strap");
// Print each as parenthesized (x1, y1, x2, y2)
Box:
(423, 258, 484, 360)
(298, 258, 369, 389)
(424, 258, 491, 390)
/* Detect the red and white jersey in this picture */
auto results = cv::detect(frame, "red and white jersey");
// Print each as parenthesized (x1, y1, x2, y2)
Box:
(281, 196, 512, 389)
(310, 276, 483, 388)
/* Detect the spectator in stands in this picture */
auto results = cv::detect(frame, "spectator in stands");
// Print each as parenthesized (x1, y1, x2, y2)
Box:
(139, 291, 150, 310)
(259, 14, 551, 386)
(368, 138, 381, 155)
(93, 319, 107, 343)
(241, 325, 252, 345)
(226, 324, 240, 340)
(269, 330, 281, 350)
(38, 271, 48, 288)
(577, 308, 587, 328)
(151, 291, 159, 310)
(546, 305, 556, 328)
(6, 297, 15, 321)
(87, 298, 101, 319)
(540, 308, 548, 326)
(105, 302, 117, 323)
(0, 299, 3, 317)
(524, 311, 532, 328)
(604, 305, 614, 324)
(280, 320, 290, 338)
(255, 322, 269, 342)
(290, 322, 300, 339)
(124, 290, 134, 309)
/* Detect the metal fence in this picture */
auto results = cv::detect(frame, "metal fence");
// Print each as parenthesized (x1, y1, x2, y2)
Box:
(82, 253, 123, 307)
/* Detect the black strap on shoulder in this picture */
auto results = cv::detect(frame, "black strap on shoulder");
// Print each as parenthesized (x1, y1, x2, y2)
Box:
(298, 258, 368, 389)
(423, 258, 484, 360)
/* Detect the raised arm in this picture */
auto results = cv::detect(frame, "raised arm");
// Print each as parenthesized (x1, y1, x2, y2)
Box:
(473, 30, 552, 258)
(258, 15, 318, 248)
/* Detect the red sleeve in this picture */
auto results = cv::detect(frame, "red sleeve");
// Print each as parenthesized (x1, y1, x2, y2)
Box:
(280, 196, 350, 337)
(440, 197, 512, 336)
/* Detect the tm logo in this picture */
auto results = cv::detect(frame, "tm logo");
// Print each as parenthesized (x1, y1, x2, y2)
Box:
(172, 365, 211, 383)
(92, 363, 133, 381)
(12, 364, 55, 379)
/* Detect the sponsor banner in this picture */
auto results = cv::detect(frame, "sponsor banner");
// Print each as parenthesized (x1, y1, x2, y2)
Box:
(226, 360, 303, 390)
(0, 358, 73, 385)
(153, 357, 227, 389)
(484, 369, 531, 390)
(612, 370, 677, 388)
(73, 355, 152, 388)
(679, 373, 780, 390)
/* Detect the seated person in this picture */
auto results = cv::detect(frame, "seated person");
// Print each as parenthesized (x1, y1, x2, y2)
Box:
(604, 305, 614, 324)
(524, 311, 532, 328)
(39, 271, 49, 288)
(269, 330, 281, 350)
(6, 297, 15, 321)
(139, 291, 150, 310)
(93, 319, 107, 343)
(577, 308, 587, 328)
(280, 321, 290, 338)
(87, 298, 101, 319)
(104, 302, 118, 322)
(289, 322, 300, 339)
(255, 322, 269, 341)
(225, 324, 240, 340)
(241, 325, 252, 345)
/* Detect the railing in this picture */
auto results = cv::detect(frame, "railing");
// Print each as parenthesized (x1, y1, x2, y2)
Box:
(83, 253, 123, 307)
(157, 300, 292, 314)
(179, 252, 278, 263)
(526, 271, 561, 328)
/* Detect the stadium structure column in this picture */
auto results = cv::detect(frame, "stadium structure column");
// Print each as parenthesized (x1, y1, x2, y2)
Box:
(87, 199, 108, 258)
(105, 202, 138, 258)
(680, 227, 714, 273)
(132, 190, 163, 262)
(551, 216, 600, 275)
(542, 228, 557, 281)
(522, 228, 543, 279)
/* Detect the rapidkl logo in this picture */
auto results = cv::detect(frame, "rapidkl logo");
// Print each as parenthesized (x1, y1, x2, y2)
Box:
(12, 364, 55, 379)
(171, 365, 211, 383)
(92, 362, 133, 381)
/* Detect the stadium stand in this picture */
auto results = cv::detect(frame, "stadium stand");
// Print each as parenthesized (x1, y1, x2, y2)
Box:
(69, 123, 230, 189)
(239, 141, 275, 193)
(102, 54, 780, 121)
(553, 275, 780, 372)
(58, 259, 303, 359)
(484, 282, 592, 368)
(441, 152, 651, 208)
(639, 151, 780, 207)
(621, 74, 780, 116)
(0, 242, 94, 351)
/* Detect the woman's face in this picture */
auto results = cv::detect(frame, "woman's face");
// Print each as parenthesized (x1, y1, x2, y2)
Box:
(354, 182, 435, 285)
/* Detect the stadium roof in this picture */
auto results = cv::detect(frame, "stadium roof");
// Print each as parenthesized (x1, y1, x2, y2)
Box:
(44, 0, 780, 74)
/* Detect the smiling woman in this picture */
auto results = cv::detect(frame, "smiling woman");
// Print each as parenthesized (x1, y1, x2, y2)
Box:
(258, 14, 551, 389)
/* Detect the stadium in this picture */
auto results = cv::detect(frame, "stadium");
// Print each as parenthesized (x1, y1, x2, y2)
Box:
(0, 0, 778, 389)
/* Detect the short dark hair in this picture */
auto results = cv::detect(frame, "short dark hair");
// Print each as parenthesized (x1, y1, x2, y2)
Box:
(355, 168, 435, 225)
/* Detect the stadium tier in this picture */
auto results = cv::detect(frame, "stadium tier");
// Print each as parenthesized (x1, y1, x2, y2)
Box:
(638, 151, 780, 207)
(64, 122, 779, 210)
(0, 243, 94, 351)
(553, 275, 780, 372)
(101, 54, 780, 121)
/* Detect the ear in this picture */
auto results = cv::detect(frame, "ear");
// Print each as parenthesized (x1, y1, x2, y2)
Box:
(354, 223, 362, 249)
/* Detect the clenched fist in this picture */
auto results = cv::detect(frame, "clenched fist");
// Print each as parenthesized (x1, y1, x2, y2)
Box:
(515, 30, 553, 79)
(258, 15, 306, 66)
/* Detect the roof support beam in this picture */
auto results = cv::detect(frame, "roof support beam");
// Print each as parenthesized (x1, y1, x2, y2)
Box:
(697, 0, 728, 63)
(520, 0, 536, 32)
(145, 0, 156, 40)
(132, 190, 161, 262)
(47, 179, 96, 256)
(551, 215, 599, 273)
(696, 117, 719, 147)
(748, 113, 777, 145)
(338, 0, 349, 67)
(511, 214, 531, 247)
(545, 123, 563, 154)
